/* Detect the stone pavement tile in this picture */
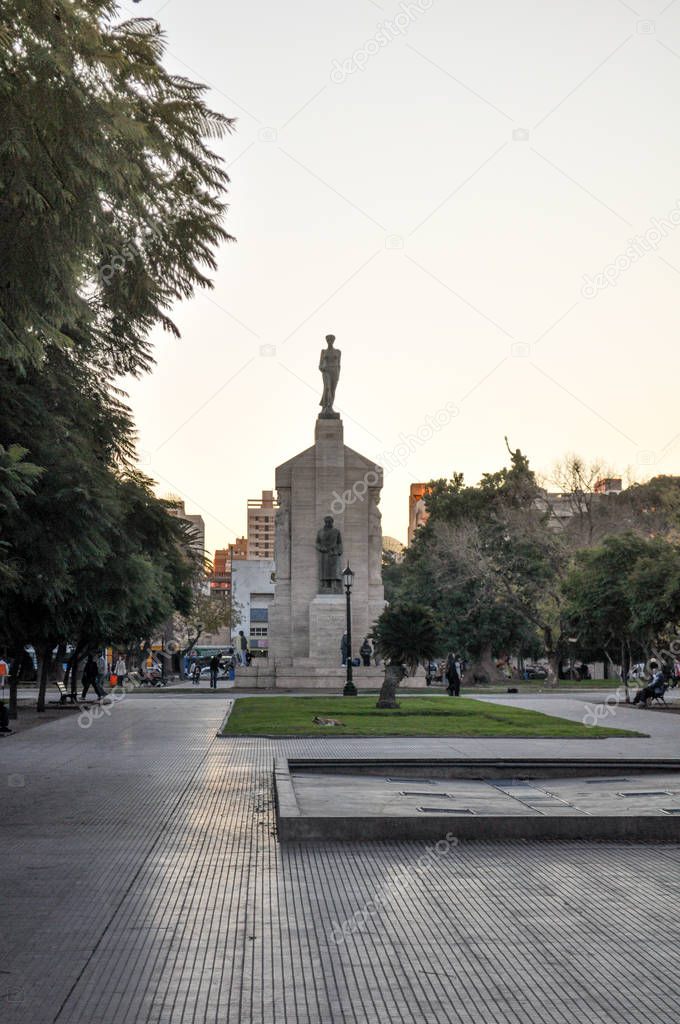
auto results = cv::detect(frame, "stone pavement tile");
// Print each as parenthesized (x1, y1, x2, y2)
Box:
(1, 698, 680, 1022)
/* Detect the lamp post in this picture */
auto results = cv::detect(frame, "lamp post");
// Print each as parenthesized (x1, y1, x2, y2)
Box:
(342, 563, 357, 696)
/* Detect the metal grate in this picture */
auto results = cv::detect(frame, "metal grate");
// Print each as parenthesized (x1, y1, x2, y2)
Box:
(584, 778, 631, 784)
(385, 778, 437, 784)
(417, 807, 474, 814)
(400, 791, 452, 798)
(618, 791, 670, 798)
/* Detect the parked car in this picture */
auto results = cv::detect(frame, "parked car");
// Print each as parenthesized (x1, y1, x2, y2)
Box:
(523, 665, 548, 680)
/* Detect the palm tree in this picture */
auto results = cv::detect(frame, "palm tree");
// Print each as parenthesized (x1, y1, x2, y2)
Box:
(372, 604, 439, 708)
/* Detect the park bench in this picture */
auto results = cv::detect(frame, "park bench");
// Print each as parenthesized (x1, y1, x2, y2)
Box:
(50, 680, 80, 707)
(650, 682, 668, 706)
(634, 681, 669, 708)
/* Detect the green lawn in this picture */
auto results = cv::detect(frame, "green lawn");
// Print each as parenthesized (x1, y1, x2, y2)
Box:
(222, 695, 643, 738)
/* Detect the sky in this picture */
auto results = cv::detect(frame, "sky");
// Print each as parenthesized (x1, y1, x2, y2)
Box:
(123, 0, 680, 554)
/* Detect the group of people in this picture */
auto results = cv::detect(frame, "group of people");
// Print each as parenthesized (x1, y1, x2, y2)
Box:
(187, 632, 252, 688)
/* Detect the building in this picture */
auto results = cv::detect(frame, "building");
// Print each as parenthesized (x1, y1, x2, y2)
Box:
(167, 499, 205, 557)
(594, 477, 622, 494)
(210, 548, 231, 599)
(408, 483, 431, 544)
(247, 490, 277, 559)
(229, 536, 248, 561)
(231, 559, 275, 657)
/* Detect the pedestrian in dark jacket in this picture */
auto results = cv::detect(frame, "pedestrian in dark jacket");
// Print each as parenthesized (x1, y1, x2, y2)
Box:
(360, 638, 372, 667)
(445, 652, 461, 697)
(81, 655, 103, 700)
(209, 653, 220, 689)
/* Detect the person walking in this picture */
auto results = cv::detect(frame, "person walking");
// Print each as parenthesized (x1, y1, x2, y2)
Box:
(360, 637, 372, 667)
(97, 651, 108, 686)
(81, 655, 103, 700)
(113, 654, 127, 688)
(209, 653, 220, 689)
(444, 651, 461, 697)
(191, 660, 201, 685)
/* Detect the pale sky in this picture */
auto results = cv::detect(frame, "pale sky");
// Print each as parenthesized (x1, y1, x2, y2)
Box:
(123, 0, 680, 554)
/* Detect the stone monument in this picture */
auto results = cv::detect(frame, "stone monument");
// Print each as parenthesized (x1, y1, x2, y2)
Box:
(268, 335, 386, 687)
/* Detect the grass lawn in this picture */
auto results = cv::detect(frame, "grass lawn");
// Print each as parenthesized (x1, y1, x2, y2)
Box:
(222, 695, 644, 738)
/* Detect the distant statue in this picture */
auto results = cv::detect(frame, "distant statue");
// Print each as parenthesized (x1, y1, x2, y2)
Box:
(316, 515, 343, 591)
(414, 497, 427, 529)
(319, 334, 341, 418)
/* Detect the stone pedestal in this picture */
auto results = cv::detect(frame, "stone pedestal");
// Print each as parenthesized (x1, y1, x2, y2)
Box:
(269, 415, 385, 678)
(309, 594, 346, 663)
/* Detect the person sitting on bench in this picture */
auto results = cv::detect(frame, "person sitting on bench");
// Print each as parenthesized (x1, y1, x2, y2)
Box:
(633, 665, 667, 706)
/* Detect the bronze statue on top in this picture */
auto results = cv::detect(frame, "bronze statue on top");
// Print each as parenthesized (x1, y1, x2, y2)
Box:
(319, 334, 341, 418)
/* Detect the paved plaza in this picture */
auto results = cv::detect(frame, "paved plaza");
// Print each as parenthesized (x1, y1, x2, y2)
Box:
(2, 694, 680, 1023)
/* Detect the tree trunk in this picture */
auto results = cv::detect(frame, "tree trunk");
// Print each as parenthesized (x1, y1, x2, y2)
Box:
(546, 654, 559, 687)
(467, 644, 501, 685)
(376, 663, 406, 709)
(69, 641, 84, 698)
(36, 644, 52, 712)
(543, 628, 559, 687)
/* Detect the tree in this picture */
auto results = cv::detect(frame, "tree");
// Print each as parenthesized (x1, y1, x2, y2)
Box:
(0, 2, 234, 713)
(0, 444, 42, 583)
(563, 533, 680, 697)
(543, 454, 616, 545)
(0, 353, 195, 712)
(372, 604, 438, 709)
(392, 445, 565, 683)
(0, 0, 234, 372)
(173, 590, 236, 655)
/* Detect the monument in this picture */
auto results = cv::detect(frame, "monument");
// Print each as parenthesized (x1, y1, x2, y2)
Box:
(266, 335, 386, 688)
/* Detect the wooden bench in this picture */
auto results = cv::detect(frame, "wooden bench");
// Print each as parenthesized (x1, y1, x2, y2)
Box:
(50, 680, 81, 706)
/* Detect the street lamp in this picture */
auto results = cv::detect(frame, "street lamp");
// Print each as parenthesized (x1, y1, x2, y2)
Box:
(342, 563, 357, 696)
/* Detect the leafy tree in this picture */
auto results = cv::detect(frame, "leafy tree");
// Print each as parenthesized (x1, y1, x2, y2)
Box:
(393, 444, 564, 682)
(563, 533, 680, 696)
(381, 547, 402, 605)
(372, 604, 438, 708)
(0, 443, 42, 582)
(0, 355, 194, 711)
(0, 2, 234, 713)
(0, 0, 233, 372)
